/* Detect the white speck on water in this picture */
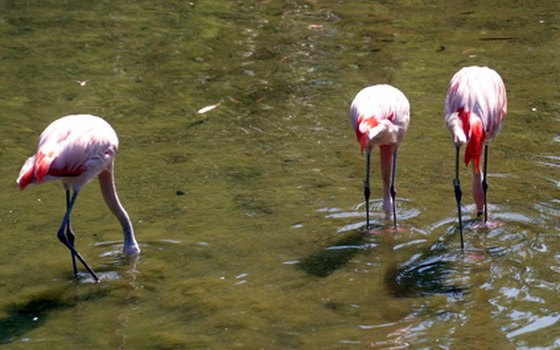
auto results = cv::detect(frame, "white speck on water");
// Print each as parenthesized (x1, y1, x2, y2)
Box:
(283, 260, 300, 265)
(197, 103, 221, 114)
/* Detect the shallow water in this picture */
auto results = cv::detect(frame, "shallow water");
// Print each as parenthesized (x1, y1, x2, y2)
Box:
(0, 1, 559, 349)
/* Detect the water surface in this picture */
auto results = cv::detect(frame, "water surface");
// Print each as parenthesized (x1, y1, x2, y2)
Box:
(0, 1, 559, 348)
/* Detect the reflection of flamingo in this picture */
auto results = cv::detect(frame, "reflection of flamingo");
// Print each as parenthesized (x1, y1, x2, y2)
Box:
(445, 66, 507, 246)
(17, 114, 141, 281)
(350, 85, 410, 229)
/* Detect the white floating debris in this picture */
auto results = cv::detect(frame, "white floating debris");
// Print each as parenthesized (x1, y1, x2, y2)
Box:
(283, 260, 300, 265)
(358, 321, 396, 330)
(338, 340, 361, 345)
(308, 24, 324, 30)
(197, 103, 221, 114)
(160, 239, 182, 244)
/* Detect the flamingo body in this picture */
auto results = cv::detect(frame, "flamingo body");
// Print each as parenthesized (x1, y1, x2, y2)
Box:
(445, 66, 507, 171)
(351, 85, 410, 153)
(18, 115, 117, 190)
(17, 114, 140, 280)
(445, 66, 507, 219)
(350, 85, 410, 225)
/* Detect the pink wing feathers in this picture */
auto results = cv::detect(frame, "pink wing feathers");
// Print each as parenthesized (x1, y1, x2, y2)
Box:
(17, 114, 118, 190)
(445, 66, 507, 170)
(350, 84, 410, 153)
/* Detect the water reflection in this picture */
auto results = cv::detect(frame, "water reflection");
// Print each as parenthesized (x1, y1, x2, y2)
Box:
(1, 0, 559, 348)
(297, 199, 421, 277)
(385, 239, 466, 299)
(320, 198, 421, 234)
(310, 190, 560, 348)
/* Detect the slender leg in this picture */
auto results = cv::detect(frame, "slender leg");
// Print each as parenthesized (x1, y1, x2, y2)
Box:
(453, 146, 464, 251)
(482, 145, 489, 223)
(363, 149, 371, 230)
(57, 190, 100, 282)
(65, 189, 78, 278)
(390, 150, 398, 228)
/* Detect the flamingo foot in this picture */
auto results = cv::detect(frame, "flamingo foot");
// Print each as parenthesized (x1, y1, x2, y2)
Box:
(472, 219, 504, 230)
(464, 251, 486, 261)
(364, 224, 406, 235)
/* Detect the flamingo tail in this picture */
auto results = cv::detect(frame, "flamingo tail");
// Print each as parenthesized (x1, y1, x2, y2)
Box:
(16, 151, 57, 190)
(17, 156, 36, 190)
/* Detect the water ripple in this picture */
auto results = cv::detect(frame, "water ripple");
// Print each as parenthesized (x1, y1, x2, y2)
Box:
(506, 313, 560, 339)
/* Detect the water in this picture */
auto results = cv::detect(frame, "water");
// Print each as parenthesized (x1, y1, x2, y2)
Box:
(0, 1, 559, 348)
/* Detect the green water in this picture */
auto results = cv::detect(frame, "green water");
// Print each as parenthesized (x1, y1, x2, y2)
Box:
(1, 1, 559, 348)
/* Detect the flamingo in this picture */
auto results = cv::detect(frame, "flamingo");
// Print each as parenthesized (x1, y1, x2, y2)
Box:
(350, 84, 410, 229)
(444, 66, 507, 248)
(17, 114, 140, 281)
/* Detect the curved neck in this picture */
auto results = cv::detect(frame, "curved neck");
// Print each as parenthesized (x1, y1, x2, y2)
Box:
(98, 162, 140, 255)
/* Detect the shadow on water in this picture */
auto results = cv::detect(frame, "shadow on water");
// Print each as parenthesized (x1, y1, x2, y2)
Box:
(298, 201, 422, 277)
(0, 286, 109, 345)
(297, 226, 381, 277)
(385, 217, 508, 299)
(296, 223, 467, 297)
(0, 295, 69, 344)
(385, 236, 465, 299)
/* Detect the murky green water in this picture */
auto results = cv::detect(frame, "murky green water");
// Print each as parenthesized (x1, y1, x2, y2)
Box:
(1, 1, 559, 348)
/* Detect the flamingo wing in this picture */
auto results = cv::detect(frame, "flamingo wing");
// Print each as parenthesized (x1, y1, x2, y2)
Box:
(350, 84, 410, 152)
(17, 114, 118, 190)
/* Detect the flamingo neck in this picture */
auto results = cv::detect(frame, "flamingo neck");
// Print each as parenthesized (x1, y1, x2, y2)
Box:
(98, 163, 140, 255)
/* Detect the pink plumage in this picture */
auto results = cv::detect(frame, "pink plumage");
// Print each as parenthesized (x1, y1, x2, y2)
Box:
(350, 84, 410, 154)
(444, 66, 507, 220)
(445, 66, 507, 170)
(349, 84, 410, 227)
(17, 114, 140, 281)
(18, 114, 117, 190)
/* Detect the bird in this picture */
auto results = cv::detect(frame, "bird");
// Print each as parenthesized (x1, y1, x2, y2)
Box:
(444, 66, 507, 247)
(349, 84, 410, 229)
(17, 114, 141, 281)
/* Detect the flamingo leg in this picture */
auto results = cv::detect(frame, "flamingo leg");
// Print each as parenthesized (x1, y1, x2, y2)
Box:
(482, 145, 489, 223)
(363, 149, 371, 230)
(390, 149, 398, 228)
(453, 146, 464, 251)
(57, 190, 100, 282)
(65, 189, 78, 278)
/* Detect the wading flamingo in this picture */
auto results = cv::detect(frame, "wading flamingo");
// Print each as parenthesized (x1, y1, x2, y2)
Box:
(17, 114, 140, 281)
(350, 85, 410, 229)
(444, 66, 507, 248)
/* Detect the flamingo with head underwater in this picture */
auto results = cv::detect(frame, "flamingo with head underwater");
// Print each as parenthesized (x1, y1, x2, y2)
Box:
(444, 66, 507, 248)
(350, 84, 410, 229)
(17, 114, 140, 281)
